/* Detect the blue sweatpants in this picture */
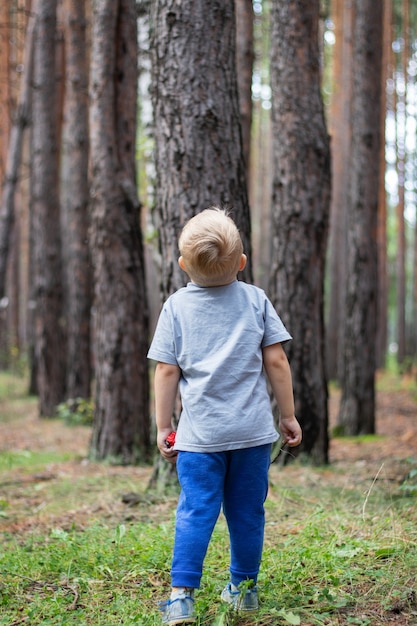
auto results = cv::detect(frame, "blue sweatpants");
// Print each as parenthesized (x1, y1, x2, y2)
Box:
(171, 444, 271, 589)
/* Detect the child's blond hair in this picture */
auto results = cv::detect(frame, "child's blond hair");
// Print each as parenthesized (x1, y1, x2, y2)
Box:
(178, 208, 244, 287)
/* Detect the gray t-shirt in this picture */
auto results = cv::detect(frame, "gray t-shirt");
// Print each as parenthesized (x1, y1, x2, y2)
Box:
(147, 280, 292, 452)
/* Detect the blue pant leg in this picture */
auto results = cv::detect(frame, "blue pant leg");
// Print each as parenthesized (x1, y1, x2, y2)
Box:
(171, 451, 227, 588)
(222, 444, 271, 586)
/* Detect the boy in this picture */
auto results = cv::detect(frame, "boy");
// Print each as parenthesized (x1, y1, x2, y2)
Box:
(148, 208, 302, 625)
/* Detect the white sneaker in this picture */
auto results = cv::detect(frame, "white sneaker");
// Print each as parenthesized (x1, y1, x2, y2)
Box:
(158, 591, 196, 625)
(220, 582, 259, 612)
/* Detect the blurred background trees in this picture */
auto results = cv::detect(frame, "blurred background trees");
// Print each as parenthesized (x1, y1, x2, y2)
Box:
(0, 0, 416, 465)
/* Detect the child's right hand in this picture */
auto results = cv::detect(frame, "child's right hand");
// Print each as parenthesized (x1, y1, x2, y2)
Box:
(279, 415, 302, 447)
(157, 428, 178, 463)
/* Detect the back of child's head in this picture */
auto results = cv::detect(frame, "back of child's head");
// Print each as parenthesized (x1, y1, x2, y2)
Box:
(179, 207, 244, 287)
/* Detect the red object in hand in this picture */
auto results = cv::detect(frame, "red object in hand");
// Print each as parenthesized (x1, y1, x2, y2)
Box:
(164, 431, 176, 448)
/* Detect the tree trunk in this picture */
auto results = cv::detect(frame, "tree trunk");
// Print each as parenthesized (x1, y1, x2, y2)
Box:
(326, 0, 352, 381)
(89, 0, 150, 464)
(269, 0, 331, 464)
(413, 201, 417, 364)
(150, 0, 252, 301)
(235, 0, 254, 189)
(149, 0, 251, 488)
(62, 0, 91, 399)
(31, 0, 66, 416)
(0, 5, 36, 300)
(376, 0, 391, 369)
(0, 0, 10, 187)
(0, 0, 12, 365)
(395, 0, 409, 366)
(338, 0, 383, 435)
(249, 3, 273, 291)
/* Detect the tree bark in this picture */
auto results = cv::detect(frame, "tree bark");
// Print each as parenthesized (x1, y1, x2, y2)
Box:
(150, 0, 252, 301)
(0, 5, 36, 300)
(235, 0, 254, 189)
(31, 0, 66, 416)
(395, 0, 409, 366)
(0, 0, 13, 365)
(0, 0, 10, 188)
(338, 0, 383, 434)
(413, 202, 417, 364)
(269, 0, 331, 464)
(249, 4, 273, 291)
(149, 0, 251, 488)
(62, 0, 91, 399)
(376, 0, 391, 369)
(89, 0, 150, 464)
(326, 0, 352, 381)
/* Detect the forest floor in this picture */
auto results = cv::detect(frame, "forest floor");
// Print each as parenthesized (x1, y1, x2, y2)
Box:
(1, 372, 417, 625)
(1, 375, 417, 533)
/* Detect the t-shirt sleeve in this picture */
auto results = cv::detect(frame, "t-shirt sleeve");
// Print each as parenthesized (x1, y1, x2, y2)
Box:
(147, 303, 178, 365)
(262, 297, 292, 347)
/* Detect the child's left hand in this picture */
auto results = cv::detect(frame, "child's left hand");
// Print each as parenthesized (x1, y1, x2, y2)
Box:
(279, 415, 302, 447)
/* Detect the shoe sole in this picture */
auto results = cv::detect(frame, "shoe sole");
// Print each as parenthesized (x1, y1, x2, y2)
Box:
(165, 619, 196, 625)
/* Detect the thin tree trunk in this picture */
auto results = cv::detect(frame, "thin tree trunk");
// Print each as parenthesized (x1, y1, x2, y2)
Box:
(235, 0, 254, 189)
(395, 0, 409, 365)
(0, 0, 11, 185)
(412, 190, 417, 364)
(338, 0, 383, 435)
(376, 0, 391, 369)
(251, 101, 272, 290)
(89, 0, 150, 464)
(7, 224, 20, 357)
(0, 5, 36, 300)
(62, 0, 91, 399)
(269, 0, 331, 464)
(0, 0, 12, 365)
(31, 0, 66, 416)
(326, 0, 352, 381)
(249, 3, 272, 291)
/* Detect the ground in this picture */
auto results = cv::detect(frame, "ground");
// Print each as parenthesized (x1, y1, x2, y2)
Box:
(1, 380, 416, 532)
(329, 384, 417, 465)
(1, 381, 417, 625)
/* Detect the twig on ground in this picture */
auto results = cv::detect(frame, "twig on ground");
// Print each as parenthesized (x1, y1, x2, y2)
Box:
(362, 463, 385, 521)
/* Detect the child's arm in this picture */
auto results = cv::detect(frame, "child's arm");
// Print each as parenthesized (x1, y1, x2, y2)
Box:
(262, 343, 302, 447)
(154, 361, 181, 462)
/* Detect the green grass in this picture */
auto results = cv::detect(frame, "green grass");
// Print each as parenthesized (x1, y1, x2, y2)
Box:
(376, 356, 417, 395)
(1, 370, 417, 624)
(0, 370, 37, 424)
(263, 481, 417, 625)
(0, 370, 28, 398)
(0, 449, 76, 472)
(1, 464, 417, 625)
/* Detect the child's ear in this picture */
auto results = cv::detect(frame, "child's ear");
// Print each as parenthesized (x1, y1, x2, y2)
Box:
(178, 256, 186, 271)
(239, 254, 247, 271)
